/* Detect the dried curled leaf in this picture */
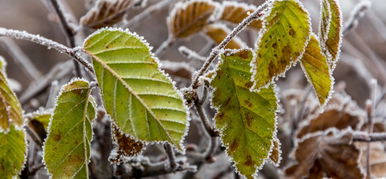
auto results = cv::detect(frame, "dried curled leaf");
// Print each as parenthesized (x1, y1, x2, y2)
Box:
(219, 1, 263, 31)
(204, 24, 245, 49)
(167, 0, 218, 38)
(268, 137, 281, 166)
(0, 125, 27, 178)
(83, 29, 189, 151)
(319, 0, 342, 67)
(285, 129, 364, 179)
(211, 49, 278, 179)
(112, 123, 144, 158)
(81, 0, 135, 29)
(251, 0, 311, 91)
(300, 34, 333, 105)
(0, 57, 23, 131)
(43, 79, 96, 178)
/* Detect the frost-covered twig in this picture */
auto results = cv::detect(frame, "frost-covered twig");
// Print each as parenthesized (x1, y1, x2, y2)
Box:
(353, 132, 386, 142)
(0, 28, 94, 72)
(190, 1, 268, 89)
(128, 158, 196, 178)
(125, 0, 175, 28)
(178, 46, 206, 62)
(343, 0, 371, 35)
(20, 61, 73, 103)
(155, 36, 174, 57)
(47, 0, 82, 76)
(0, 38, 42, 81)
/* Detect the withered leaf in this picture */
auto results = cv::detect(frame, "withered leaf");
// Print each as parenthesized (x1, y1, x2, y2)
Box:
(285, 129, 364, 179)
(81, 0, 135, 29)
(112, 123, 144, 158)
(167, 0, 218, 38)
(204, 24, 245, 49)
(219, 1, 263, 31)
(296, 107, 363, 139)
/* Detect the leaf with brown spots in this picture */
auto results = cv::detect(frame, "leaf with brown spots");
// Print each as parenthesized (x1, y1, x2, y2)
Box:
(204, 24, 245, 49)
(219, 1, 263, 31)
(167, 0, 218, 38)
(285, 129, 364, 179)
(43, 79, 96, 178)
(0, 57, 23, 132)
(80, 0, 136, 29)
(211, 49, 278, 179)
(251, 0, 311, 90)
(319, 0, 342, 68)
(300, 34, 333, 105)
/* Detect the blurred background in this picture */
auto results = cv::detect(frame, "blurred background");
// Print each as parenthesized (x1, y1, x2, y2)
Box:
(1, 0, 386, 178)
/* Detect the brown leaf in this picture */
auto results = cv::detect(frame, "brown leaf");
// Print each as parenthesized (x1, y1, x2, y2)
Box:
(167, 0, 218, 38)
(296, 107, 364, 139)
(80, 0, 135, 29)
(219, 1, 263, 31)
(285, 129, 364, 179)
(204, 24, 245, 49)
(356, 141, 386, 178)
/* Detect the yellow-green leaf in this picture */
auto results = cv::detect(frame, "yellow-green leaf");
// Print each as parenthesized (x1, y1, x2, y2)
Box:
(300, 34, 333, 105)
(251, 0, 311, 90)
(167, 0, 218, 38)
(43, 79, 95, 179)
(211, 49, 278, 179)
(319, 0, 342, 67)
(0, 57, 23, 131)
(83, 29, 188, 151)
(0, 125, 27, 179)
(204, 24, 245, 49)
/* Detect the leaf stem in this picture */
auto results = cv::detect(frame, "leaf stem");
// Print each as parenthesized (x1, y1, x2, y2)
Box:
(190, 1, 268, 89)
(0, 28, 94, 73)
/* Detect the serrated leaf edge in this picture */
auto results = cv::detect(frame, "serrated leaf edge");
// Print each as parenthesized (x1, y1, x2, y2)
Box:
(83, 27, 190, 152)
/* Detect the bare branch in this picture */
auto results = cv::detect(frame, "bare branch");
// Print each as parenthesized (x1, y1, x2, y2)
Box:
(0, 28, 94, 72)
(190, 1, 268, 89)
(178, 46, 206, 62)
(353, 132, 386, 142)
(164, 143, 177, 170)
(0, 38, 42, 81)
(343, 0, 371, 35)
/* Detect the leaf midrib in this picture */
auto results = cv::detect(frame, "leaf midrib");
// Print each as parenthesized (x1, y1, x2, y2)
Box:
(85, 51, 174, 144)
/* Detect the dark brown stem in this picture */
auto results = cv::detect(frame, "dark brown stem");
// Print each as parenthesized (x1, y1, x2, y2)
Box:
(48, 0, 82, 76)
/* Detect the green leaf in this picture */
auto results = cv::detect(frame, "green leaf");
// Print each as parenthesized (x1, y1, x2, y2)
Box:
(43, 79, 95, 179)
(251, 0, 311, 90)
(0, 125, 27, 178)
(300, 34, 333, 105)
(211, 49, 278, 179)
(83, 29, 188, 151)
(0, 57, 23, 131)
(319, 0, 342, 67)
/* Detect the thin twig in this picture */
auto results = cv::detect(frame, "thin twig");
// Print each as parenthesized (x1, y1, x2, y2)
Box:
(0, 38, 42, 80)
(190, 1, 268, 89)
(0, 28, 94, 72)
(178, 46, 206, 62)
(343, 0, 371, 35)
(47, 0, 82, 76)
(353, 132, 386, 142)
(155, 36, 174, 57)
